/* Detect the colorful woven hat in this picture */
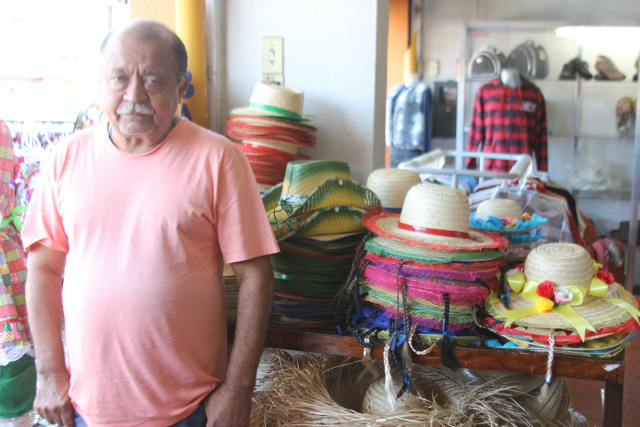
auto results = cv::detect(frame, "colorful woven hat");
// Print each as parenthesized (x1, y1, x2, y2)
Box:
(486, 243, 640, 341)
(263, 160, 381, 241)
(230, 81, 316, 121)
(365, 168, 421, 213)
(362, 183, 508, 251)
(471, 198, 547, 234)
(363, 235, 505, 264)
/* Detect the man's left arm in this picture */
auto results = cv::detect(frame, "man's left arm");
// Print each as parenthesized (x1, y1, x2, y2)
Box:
(204, 254, 274, 427)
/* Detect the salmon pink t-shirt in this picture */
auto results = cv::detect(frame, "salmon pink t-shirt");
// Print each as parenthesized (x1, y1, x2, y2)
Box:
(21, 119, 279, 427)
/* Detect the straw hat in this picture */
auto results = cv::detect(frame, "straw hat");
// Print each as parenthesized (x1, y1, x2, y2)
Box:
(364, 235, 505, 264)
(262, 160, 381, 241)
(476, 199, 523, 221)
(361, 370, 445, 415)
(472, 198, 547, 234)
(366, 168, 421, 211)
(362, 183, 508, 251)
(229, 81, 316, 121)
(487, 243, 640, 341)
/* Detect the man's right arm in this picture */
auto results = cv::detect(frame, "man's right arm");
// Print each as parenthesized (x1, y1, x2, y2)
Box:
(25, 243, 75, 427)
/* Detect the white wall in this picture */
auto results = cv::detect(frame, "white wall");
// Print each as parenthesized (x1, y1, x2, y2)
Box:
(209, 0, 389, 184)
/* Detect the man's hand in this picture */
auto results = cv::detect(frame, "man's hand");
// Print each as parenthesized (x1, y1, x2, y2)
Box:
(34, 370, 75, 427)
(203, 383, 254, 427)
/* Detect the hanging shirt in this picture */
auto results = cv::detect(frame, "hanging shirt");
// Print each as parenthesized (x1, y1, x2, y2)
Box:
(385, 81, 432, 153)
(466, 79, 548, 173)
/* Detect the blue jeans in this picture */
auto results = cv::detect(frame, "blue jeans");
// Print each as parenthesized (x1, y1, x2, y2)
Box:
(74, 404, 207, 427)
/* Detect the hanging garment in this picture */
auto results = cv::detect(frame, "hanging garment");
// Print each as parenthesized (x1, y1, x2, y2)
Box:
(385, 81, 432, 167)
(466, 79, 548, 173)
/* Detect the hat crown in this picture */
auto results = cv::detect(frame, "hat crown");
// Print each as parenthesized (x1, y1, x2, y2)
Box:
(280, 160, 352, 203)
(524, 243, 594, 288)
(249, 81, 305, 115)
(366, 168, 421, 209)
(476, 198, 523, 220)
(399, 183, 470, 233)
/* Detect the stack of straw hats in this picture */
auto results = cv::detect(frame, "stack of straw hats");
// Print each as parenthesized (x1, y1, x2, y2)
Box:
(471, 198, 547, 262)
(479, 243, 640, 359)
(227, 81, 317, 191)
(340, 182, 509, 388)
(262, 160, 380, 328)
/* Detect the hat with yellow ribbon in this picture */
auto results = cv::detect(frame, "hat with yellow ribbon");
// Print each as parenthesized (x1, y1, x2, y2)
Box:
(486, 243, 640, 342)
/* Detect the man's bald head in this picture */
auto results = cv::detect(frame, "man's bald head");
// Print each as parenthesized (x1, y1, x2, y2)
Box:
(100, 20, 188, 83)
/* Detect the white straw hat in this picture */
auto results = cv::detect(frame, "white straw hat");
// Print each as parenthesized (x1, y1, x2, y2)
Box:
(475, 199, 523, 221)
(366, 168, 421, 209)
(362, 183, 508, 251)
(229, 81, 316, 121)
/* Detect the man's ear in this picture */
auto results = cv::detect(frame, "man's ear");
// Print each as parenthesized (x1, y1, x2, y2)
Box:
(178, 75, 189, 98)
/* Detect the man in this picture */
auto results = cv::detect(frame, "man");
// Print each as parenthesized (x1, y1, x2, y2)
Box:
(23, 20, 278, 427)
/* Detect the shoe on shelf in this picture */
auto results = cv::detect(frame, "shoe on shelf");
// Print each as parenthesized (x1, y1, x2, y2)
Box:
(595, 55, 625, 80)
(569, 57, 593, 79)
(559, 62, 576, 80)
(616, 97, 635, 137)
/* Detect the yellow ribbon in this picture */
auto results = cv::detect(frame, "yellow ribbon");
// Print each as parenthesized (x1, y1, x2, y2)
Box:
(591, 262, 640, 325)
(500, 268, 640, 341)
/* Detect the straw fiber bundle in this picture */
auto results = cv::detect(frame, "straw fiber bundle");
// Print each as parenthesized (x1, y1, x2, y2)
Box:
(250, 354, 556, 427)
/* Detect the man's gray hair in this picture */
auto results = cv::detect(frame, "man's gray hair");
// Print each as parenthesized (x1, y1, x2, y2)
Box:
(100, 21, 188, 83)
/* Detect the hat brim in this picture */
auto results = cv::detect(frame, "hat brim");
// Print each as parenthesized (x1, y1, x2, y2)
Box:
(262, 178, 380, 227)
(502, 331, 634, 356)
(270, 206, 368, 241)
(363, 208, 508, 251)
(364, 235, 505, 264)
(227, 114, 317, 130)
(486, 284, 640, 333)
(229, 107, 316, 121)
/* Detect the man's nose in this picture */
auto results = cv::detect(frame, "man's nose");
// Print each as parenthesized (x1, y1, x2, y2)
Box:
(123, 78, 148, 103)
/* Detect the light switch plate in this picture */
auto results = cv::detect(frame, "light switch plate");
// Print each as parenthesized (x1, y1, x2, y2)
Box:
(424, 60, 439, 78)
(262, 37, 284, 75)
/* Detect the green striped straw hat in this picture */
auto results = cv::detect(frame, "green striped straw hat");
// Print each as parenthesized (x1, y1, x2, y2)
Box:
(229, 81, 316, 121)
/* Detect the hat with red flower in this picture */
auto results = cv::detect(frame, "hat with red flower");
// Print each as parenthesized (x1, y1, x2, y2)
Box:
(482, 242, 640, 344)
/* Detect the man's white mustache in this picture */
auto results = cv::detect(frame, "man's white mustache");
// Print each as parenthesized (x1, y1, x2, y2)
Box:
(116, 103, 155, 115)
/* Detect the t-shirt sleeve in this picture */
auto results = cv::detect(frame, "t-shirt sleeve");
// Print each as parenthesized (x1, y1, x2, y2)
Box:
(214, 144, 279, 263)
(21, 153, 70, 253)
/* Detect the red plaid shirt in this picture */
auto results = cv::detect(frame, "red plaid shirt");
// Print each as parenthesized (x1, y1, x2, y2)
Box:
(466, 79, 548, 172)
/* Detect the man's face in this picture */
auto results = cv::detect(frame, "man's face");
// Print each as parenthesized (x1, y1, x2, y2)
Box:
(99, 32, 187, 145)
